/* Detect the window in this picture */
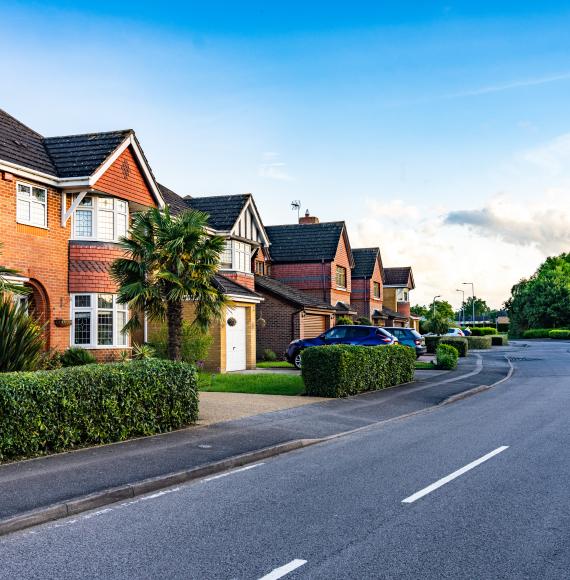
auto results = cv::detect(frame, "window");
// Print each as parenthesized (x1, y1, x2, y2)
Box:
(373, 282, 381, 299)
(335, 266, 347, 289)
(219, 240, 251, 273)
(73, 196, 128, 242)
(255, 260, 269, 276)
(324, 327, 349, 340)
(397, 288, 409, 302)
(71, 294, 128, 347)
(17, 182, 47, 228)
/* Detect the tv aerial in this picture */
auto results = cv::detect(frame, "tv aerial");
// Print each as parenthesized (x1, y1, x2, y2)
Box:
(291, 200, 301, 220)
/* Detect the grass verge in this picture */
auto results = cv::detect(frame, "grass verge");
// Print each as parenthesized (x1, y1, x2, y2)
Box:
(198, 372, 305, 396)
(256, 361, 294, 368)
(415, 361, 437, 370)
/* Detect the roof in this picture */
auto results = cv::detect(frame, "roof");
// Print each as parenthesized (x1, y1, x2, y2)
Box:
(382, 306, 408, 320)
(213, 274, 262, 300)
(352, 247, 381, 278)
(384, 266, 414, 288)
(186, 194, 250, 231)
(255, 275, 335, 311)
(265, 221, 347, 263)
(158, 183, 189, 215)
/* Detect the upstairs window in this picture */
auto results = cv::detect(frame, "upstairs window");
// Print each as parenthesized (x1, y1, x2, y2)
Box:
(73, 196, 128, 242)
(373, 282, 381, 299)
(16, 182, 47, 228)
(397, 288, 409, 302)
(220, 240, 251, 273)
(336, 265, 347, 289)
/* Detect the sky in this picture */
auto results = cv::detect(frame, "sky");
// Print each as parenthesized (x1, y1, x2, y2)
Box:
(2, 1, 570, 309)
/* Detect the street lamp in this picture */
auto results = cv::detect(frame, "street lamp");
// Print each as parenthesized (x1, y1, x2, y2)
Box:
(456, 289, 465, 327)
(462, 282, 475, 327)
(432, 295, 441, 318)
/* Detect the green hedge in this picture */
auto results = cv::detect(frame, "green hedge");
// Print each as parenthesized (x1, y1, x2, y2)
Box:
(436, 344, 458, 370)
(468, 327, 498, 336)
(301, 344, 415, 398)
(491, 335, 509, 346)
(467, 336, 492, 349)
(425, 335, 442, 354)
(548, 329, 570, 339)
(440, 337, 468, 357)
(522, 329, 552, 339)
(0, 359, 199, 461)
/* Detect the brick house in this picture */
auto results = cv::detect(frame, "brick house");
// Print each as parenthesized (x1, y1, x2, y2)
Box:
(351, 247, 385, 324)
(383, 266, 420, 330)
(0, 109, 164, 360)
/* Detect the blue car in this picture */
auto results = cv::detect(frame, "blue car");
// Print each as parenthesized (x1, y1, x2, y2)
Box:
(286, 325, 398, 369)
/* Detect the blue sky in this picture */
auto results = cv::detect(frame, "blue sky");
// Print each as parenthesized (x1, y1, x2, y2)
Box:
(2, 1, 570, 307)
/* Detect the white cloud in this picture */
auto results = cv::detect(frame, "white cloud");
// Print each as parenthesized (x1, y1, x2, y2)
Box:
(258, 152, 293, 181)
(521, 133, 570, 173)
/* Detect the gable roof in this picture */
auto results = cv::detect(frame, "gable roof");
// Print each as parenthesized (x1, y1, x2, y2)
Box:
(255, 275, 335, 311)
(186, 194, 250, 231)
(265, 221, 349, 263)
(384, 266, 414, 288)
(352, 247, 383, 279)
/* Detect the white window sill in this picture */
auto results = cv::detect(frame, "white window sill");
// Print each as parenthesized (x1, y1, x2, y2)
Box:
(71, 345, 130, 350)
(17, 220, 49, 230)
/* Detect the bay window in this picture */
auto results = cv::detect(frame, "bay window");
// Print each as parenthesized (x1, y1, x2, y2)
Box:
(220, 240, 251, 273)
(73, 196, 128, 242)
(71, 293, 128, 348)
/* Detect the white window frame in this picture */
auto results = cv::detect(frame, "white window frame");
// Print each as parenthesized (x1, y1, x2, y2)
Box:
(70, 293, 129, 348)
(336, 265, 347, 290)
(397, 288, 409, 302)
(219, 240, 251, 273)
(16, 181, 48, 229)
(71, 195, 129, 242)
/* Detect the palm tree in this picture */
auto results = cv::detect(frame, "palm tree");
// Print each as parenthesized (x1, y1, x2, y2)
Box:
(0, 243, 30, 296)
(111, 206, 227, 361)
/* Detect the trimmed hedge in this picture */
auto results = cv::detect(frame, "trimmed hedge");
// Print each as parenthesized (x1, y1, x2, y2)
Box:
(436, 344, 458, 370)
(548, 329, 570, 339)
(522, 329, 552, 339)
(301, 344, 415, 398)
(467, 336, 492, 349)
(425, 335, 442, 354)
(468, 327, 498, 336)
(0, 359, 199, 461)
(440, 337, 468, 357)
(491, 335, 509, 346)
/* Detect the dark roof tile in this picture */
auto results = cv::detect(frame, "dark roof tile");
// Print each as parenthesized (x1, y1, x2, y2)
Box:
(186, 195, 250, 231)
(384, 266, 413, 287)
(352, 247, 380, 278)
(255, 275, 334, 310)
(214, 274, 261, 299)
(157, 183, 189, 215)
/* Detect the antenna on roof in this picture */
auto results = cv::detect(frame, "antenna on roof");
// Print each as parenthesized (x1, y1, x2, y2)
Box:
(291, 200, 301, 220)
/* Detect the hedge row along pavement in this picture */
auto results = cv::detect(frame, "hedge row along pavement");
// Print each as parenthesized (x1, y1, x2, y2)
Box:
(467, 335, 492, 349)
(301, 344, 416, 397)
(436, 344, 458, 370)
(522, 328, 570, 339)
(467, 327, 498, 336)
(0, 359, 199, 461)
(491, 335, 509, 346)
(440, 337, 468, 357)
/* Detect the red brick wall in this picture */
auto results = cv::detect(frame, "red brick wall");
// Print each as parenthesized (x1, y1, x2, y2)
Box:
(220, 270, 255, 291)
(69, 241, 124, 293)
(397, 301, 411, 318)
(94, 146, 156, 207)
(0, 172, 71, 349)
(351, 258, 383, 318)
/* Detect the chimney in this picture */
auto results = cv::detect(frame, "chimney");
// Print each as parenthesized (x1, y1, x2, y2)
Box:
(299, 209, 319, 225)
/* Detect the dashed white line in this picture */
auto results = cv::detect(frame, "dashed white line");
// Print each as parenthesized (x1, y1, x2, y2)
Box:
(402, 446, 509, 504)
(259, 559, 307, 580)
(204, 463, 265, 482)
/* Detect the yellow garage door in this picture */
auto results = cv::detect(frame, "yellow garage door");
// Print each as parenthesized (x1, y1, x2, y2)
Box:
(304, 314, 327, 338)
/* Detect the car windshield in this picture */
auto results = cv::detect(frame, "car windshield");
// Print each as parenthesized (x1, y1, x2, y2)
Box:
(410, 330, 422, 339)
(324, 327, 349, 340)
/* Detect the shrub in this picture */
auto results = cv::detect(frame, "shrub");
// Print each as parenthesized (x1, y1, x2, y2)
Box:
(425, 335, 442, 354)
(262, 348, 277, 361)
(467, 336, 492, 349)
(60, 347, 97, 367)
(301, 344, 415, 397)
(356, 316, 372, 326)
(440, 337, 468, 357)
(0, 298, 45, 372)
(470, 327, 498, 336)
(522, 328, 552, 339)
(149, 321, 213, 364)
(491, 335, 509, 346)
(0, 359, 199, 461)
(37, 349, 63, 370)
(427, 315, 448, 336)
(132, 343, 155, 360)
(336, 316, 354, 325)
(548, 329, 570, 339)
(436, 344, 458, 370)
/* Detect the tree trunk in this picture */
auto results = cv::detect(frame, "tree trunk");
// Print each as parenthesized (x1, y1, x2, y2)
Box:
(167, 300, 183, 361)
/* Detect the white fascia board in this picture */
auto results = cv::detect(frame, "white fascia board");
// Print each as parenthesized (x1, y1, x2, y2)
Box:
(0, 160, 60, 186)
(225, 293, 263, 304)
(235, 197, 270, 247)
(1, 274, 29, 283)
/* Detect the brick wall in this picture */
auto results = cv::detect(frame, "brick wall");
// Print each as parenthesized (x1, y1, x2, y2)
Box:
(219, 270, 255, 291)
(351, 258, 383, 319)
(69, 241, 124, 293)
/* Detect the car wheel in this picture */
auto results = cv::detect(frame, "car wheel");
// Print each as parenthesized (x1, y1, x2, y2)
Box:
(294, 351, 303, 369)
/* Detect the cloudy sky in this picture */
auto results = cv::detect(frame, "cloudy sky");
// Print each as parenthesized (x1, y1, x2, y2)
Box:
(2, 1, 570, 308)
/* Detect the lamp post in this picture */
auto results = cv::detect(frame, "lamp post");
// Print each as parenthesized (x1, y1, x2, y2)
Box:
(456, 289, 465, 327)
(432, 295, 441, 318)
(462, 282, 475, 327)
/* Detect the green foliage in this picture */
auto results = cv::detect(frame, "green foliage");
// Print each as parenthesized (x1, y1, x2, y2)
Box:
(469, 326, 498, 336)
(522, 328, 552, 339)
(429, 300, 455, 321)
(60, 347, 97, 367)
(199, 372, 303, 396)
(491, 335, 509, 346)
(436, 344, 458, 370)
(0, 244, 31, 296)
(301, 344, 415, 397)
(424, 335, 442, 354)
(466, 336, 492, 349)
(440, 337, 468, 357)
(0, 298, 45, 372)
(132, 343, 155, 360)
(356, 316, 372, 326)
(410, 304, 429, 318)
(548, 329, 570, 339)
(426, 314, 448, 336)
(336, 316, 354, 325)
(149, 321, 213, 365)
(460, 296, 491, 321)
(0, 359, 199, 461)
(262, 348, 277, 361)
(37, 349, 63, 370)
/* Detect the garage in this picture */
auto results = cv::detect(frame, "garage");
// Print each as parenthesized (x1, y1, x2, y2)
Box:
(303, 313, 327, 338)
(225, 306, 247, 371)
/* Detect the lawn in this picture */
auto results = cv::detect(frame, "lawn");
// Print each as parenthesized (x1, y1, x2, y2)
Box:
(256, 361, 294, 368)
(415, 361, 437, 370)
(198, 372, 305, 396)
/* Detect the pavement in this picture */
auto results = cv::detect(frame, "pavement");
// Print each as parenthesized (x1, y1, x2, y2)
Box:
(0, 347, 511, 525)
(0, 340, 567, 578)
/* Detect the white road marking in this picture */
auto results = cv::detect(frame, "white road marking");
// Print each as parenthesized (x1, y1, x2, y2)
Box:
(204, 463, 265, 482)
(259, 559, 307, 580)
(402, 446, 509, 504)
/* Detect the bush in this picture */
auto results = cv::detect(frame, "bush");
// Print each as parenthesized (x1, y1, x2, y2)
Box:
(60, 347, 97, 367)
(263, 348, 277, 361)
(149, 321, 213, 364)
(440, 337, 468, 357)
(301, 344, 415, 397)
(0, 359, 199, 461)
(522, 329, 552, 339)
(132, 343, 155, 360)
(336, 316, 354, 325)
(0, 298, 45, 372)
(467, 336, 492, 349)
(548, 329, 570, 339)
(436, 344, 458, 370)
(37, 349, 63, 370)
(426, 315, 448, 336)
(356, 317, 372, 326)
(425, 335, 442, 354)
(470, 327, 498, 336)
(491, 335, 509, 346)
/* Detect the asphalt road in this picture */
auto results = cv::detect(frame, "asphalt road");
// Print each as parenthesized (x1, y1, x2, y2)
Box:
(1, 340, 568, 579)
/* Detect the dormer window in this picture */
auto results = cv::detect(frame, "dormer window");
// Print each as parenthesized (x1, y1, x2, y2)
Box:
(73, 196, 128, 242)
(220, 240, 251, 273)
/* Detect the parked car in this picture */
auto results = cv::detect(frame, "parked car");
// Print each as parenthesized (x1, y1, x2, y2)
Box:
(462, 327, 472, 336)
(286, 325, 398, 369)
(383, 327, 426, 358)
(446, 328, 465, 337)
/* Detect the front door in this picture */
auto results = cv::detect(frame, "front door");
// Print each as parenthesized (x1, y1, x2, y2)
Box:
(225, 306, 247, 371)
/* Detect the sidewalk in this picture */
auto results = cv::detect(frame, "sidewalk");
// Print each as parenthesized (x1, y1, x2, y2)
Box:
(0, 349, 513, 528)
